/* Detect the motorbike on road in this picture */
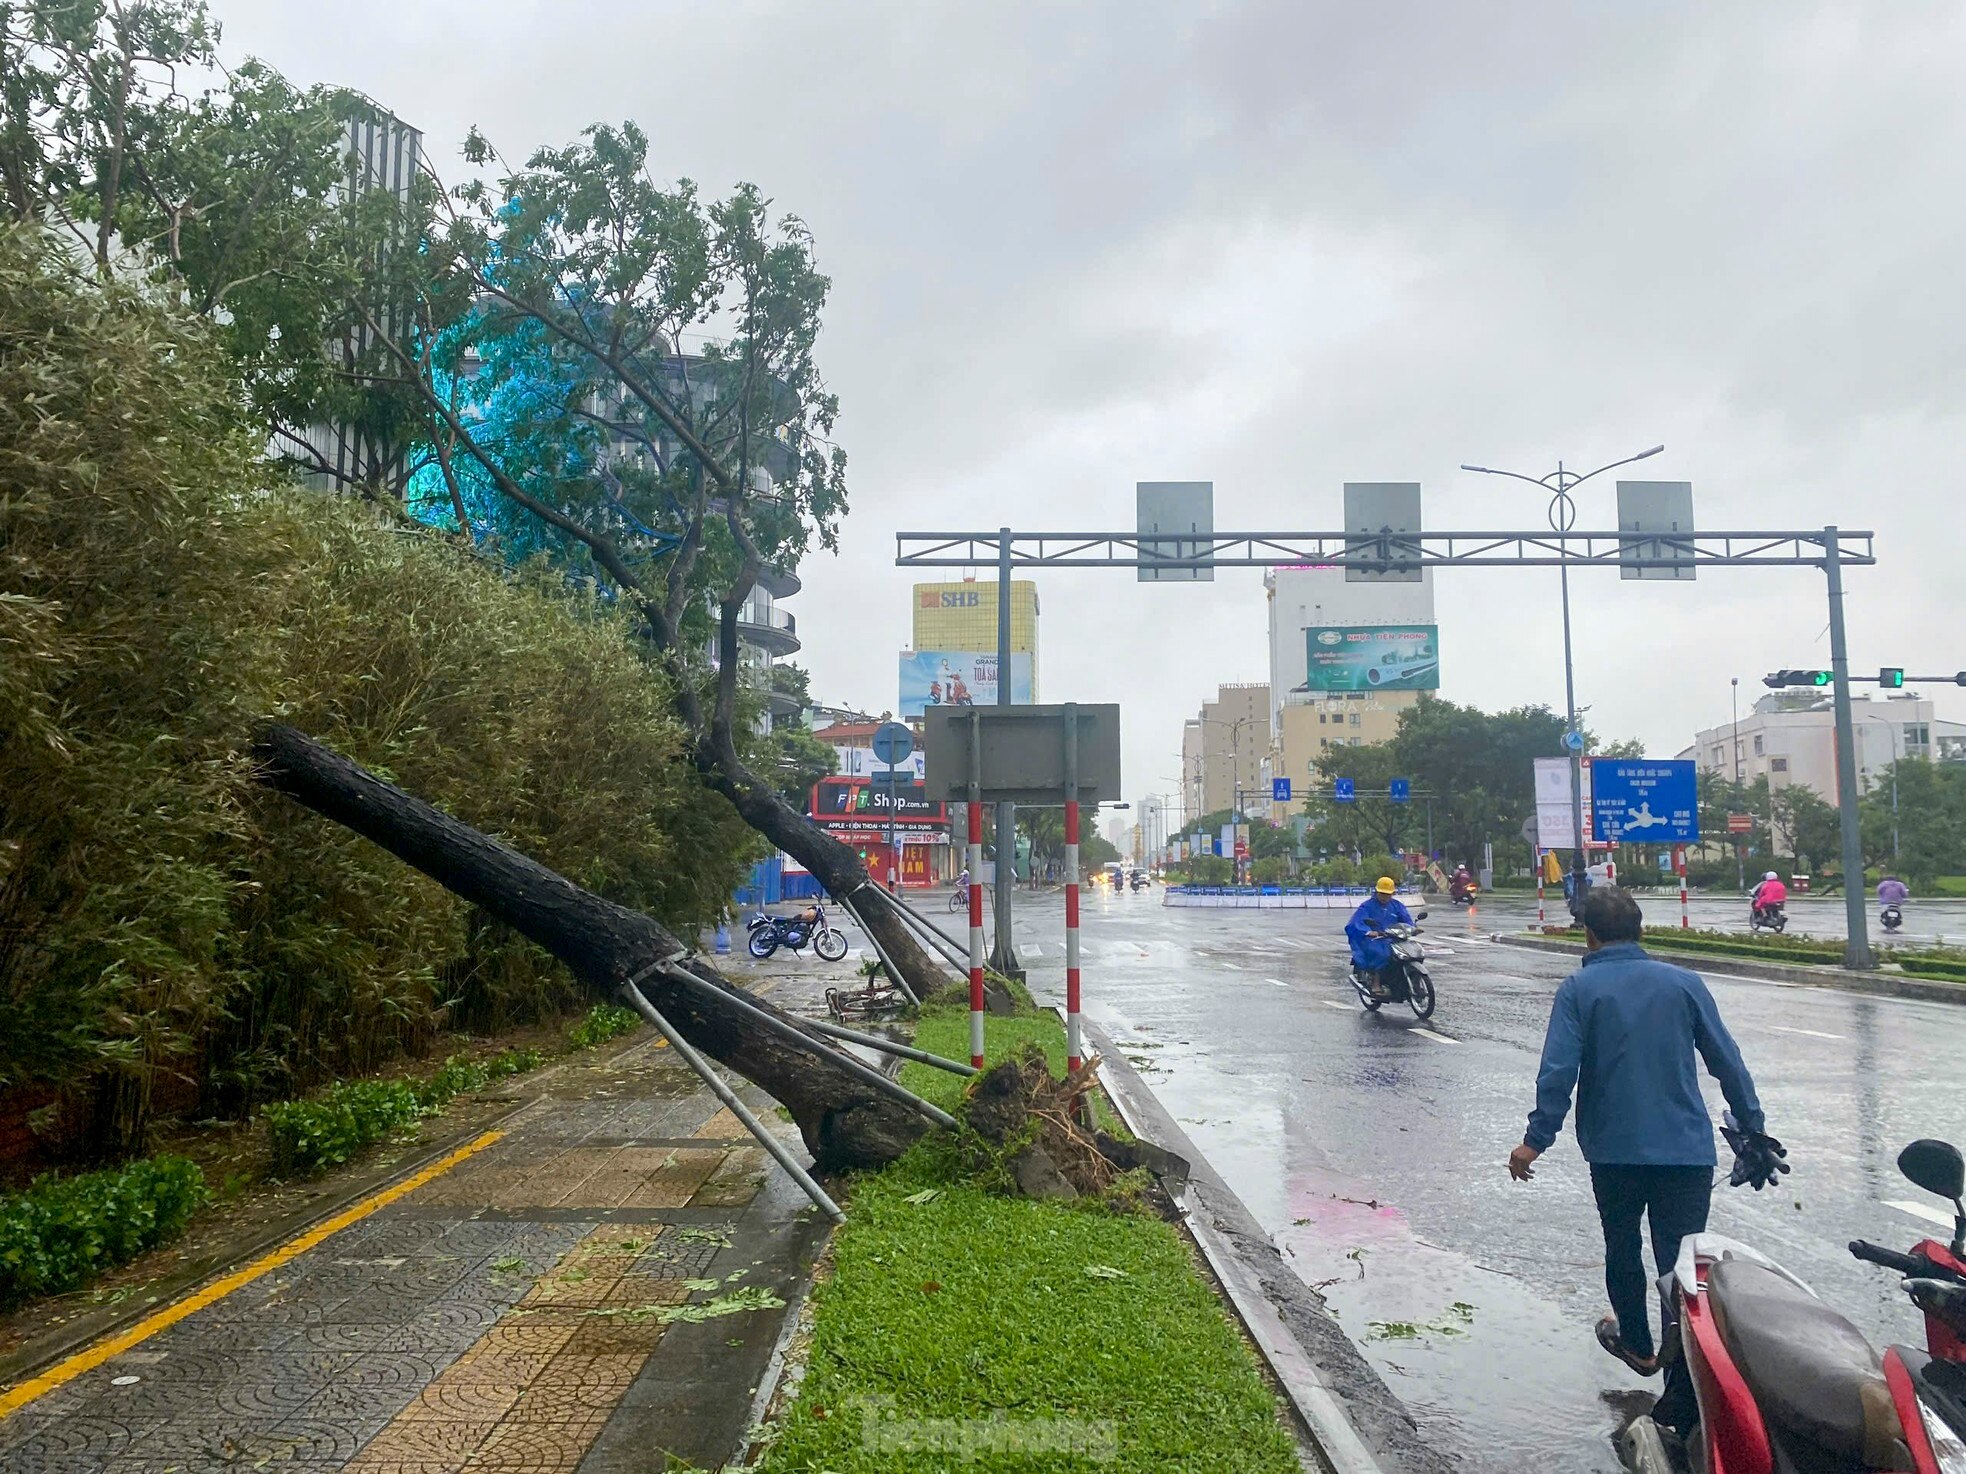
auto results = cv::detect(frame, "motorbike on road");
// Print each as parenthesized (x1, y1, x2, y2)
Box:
(1452, 880, 1481, 908)
(1619, 1137, 1966, 1474)
(1749, 902, 1788, 935)
(747, 905, 849, 961)
(1883, 903, 1905, 934)
(1350, 911, 1436, 1020)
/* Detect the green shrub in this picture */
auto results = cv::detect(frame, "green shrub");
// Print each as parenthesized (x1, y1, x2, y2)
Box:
(263, 1079, 424, 1177)
(0, 226, 761, 1152)
(484, 1046, 543, 1079)
(0, 1155, 208, 1308)
(568, 1004, 642, 1050)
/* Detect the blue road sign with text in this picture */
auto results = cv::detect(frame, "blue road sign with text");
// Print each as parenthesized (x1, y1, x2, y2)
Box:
(1272, 777, 1292, 802)
(1389, 777, 1411, 803)
(1334, 777, 1356, 804)
(1591, 759, 1699, 844)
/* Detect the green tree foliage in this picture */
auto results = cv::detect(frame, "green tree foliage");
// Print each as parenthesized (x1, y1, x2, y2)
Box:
(0, 4, 427, 493)
(0, 225, 755, 1153)
(1864, 760, 1966, 885)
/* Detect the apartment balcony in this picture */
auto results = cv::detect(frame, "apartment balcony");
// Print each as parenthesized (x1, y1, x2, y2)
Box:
(737, 602, 800, 655)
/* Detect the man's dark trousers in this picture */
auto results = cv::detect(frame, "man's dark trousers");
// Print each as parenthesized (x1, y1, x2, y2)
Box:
(1590, 1163, 1712, 1428)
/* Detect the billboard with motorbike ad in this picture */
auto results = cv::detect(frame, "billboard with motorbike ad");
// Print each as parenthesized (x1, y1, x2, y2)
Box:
(1297, 625, 1440, 692)
(898, 650, 1033, 716)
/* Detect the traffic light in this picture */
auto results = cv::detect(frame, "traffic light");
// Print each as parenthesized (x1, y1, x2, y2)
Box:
(1764, 670, 1833, 688)
(1879, 667, 1905, 688)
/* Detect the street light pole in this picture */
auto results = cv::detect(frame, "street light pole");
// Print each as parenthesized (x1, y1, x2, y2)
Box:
(1732, 676, 1745, 893)
(990, 527, 1020, 978)
(1461, 444, 1665, 913)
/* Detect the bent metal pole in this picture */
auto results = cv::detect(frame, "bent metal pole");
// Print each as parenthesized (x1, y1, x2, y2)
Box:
(615, 982, 843, 1224)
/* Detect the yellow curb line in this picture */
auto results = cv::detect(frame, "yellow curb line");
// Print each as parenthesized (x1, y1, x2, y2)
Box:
(0, 1128, 506, 1421)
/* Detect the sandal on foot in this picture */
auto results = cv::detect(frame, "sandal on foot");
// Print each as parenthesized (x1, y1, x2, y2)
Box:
(1597, 1315, 1660, 1376)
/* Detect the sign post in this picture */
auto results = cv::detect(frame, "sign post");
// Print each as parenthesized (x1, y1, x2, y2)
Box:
(872, 722, 915, 890)
(1064, 704, 1082, 1071)
(923, 704, 1122, 1072)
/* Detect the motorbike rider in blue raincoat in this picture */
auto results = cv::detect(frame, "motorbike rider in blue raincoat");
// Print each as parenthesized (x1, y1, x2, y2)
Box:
(1346, 876, 1414, 998)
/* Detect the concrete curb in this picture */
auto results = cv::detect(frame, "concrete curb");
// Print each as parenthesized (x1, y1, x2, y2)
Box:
(1490, 932, 1966, 1005)
(1082, 1016, 1454, 1474)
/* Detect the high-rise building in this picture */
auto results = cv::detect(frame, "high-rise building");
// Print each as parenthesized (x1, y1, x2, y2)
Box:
(910, 580, 1040, 699)
(1185, 683, 1269, 818)
(1264, 565, 1436, 815)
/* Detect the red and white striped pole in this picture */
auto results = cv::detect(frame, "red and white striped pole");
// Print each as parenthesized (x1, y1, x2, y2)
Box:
(1536, 849, 1546, 927)
(967, 799, 986, 1068)
(1065, 796, 1083, 1070)
(1677, 845, 1689, 930)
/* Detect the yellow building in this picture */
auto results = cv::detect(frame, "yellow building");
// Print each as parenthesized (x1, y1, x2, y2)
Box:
(911, 581, 1040, 697)
(1271, 693, 1420, 817)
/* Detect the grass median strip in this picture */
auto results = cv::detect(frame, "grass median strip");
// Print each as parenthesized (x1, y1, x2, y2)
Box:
(753, 1001, 1300, 1473)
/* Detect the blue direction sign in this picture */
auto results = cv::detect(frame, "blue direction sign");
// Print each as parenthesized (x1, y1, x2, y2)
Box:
(1389, 777, 1411, 804)
(871, 721, 914, 767)
(1592, 759, 1699, 843)
(1563, 730, 1587, 753)
(1272, 777, 1292, 802)
(1333, 777, 1356, 804)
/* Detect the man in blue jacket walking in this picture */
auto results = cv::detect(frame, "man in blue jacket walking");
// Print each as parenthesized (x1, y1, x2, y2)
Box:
(1508, 886, 1776, 1429)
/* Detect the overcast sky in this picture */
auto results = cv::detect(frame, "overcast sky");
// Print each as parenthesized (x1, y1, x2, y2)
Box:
(224, 1, 1965, 821)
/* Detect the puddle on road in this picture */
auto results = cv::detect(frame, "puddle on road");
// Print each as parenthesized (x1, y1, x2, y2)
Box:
(1268, 1167, 1645, 1474)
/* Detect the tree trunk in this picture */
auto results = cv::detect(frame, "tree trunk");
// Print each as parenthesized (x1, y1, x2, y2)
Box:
(697, 747, 964, 1003)
(250, 724, 928, 1172)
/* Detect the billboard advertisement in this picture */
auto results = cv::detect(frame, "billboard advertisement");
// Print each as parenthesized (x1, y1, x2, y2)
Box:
(898, 650, 1033, 717)
(1298, 625, 1440, 692)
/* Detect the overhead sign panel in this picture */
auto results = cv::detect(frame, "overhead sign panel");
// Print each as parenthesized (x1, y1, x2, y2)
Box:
(1592, 759, 1700, 843)
(898, 650, 1033, 716)
(921, 703, 1121, 805)
(1343, 482, 1423, 583)
(1616, 480, 1696, 582)
(1298, 625, 1440, 692)
(1137, 481, 1214, 582)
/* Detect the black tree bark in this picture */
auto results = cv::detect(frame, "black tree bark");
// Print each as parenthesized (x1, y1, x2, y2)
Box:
(250, 724, 928, 1172)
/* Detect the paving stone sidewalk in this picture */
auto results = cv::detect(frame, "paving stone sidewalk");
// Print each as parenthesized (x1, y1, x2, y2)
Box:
(0, 1017, 834, 1474)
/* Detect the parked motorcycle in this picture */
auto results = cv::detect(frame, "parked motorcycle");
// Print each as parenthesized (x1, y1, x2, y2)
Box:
(747, 905, 849, 961)
(1619, 1137, 1966, 1474)
(1883, 903, 1905, 934)
(1749, 902, 1788, 935)
(1350, 912, 1436, 1020)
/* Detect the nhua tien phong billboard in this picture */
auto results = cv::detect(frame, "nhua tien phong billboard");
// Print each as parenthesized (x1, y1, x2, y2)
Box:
(898, 650, 1033, 717)
(1298, 625, 1440, 692)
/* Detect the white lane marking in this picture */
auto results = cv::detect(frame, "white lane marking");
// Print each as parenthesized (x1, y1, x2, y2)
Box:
(1220, 961, 1244, 971)
(1769, 1025, 1843, 1041)
(1266, 977, 1287, 988)
(1024, 943, 1042, 957)
(1410, 1028, 1459, 1045)
(1321, 1000, 1353, 1010)
(1884, 1199, 1956, 1229)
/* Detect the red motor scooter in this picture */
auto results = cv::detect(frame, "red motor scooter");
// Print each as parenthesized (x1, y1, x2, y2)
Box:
(1620, 1138, 1966, 1474)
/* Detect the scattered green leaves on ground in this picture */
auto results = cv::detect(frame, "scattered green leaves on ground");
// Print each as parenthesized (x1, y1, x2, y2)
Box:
(0, 1156, 208, 1308)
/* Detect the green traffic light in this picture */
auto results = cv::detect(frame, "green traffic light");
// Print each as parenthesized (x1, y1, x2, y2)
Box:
(1880, 667, 1905, 688)
(1811, 671, 1833, 686)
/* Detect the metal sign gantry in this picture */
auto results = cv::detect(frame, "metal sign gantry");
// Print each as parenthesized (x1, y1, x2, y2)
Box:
(898, 524, 1882, 969)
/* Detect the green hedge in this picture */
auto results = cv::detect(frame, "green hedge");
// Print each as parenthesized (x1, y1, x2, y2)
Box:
(568, 1004, 642, 1050)
(264, 1046, 545, 1177)
(0, 1155, 208, 1308)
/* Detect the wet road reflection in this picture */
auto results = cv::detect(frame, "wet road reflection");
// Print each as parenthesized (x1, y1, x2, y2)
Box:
(1007, 887, 1966, 1473)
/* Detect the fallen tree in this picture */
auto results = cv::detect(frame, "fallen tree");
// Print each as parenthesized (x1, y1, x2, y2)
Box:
(251, 723, 933, 1172)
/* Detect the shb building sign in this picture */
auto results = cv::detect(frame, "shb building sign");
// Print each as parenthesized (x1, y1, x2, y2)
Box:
(921, 590, 982, 608)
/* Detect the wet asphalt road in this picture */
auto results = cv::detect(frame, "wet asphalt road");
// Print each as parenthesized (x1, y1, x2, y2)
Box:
(988, 887, 1966, 1474)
